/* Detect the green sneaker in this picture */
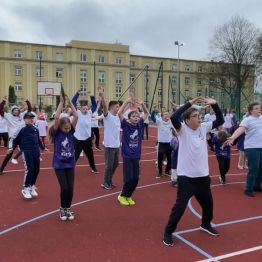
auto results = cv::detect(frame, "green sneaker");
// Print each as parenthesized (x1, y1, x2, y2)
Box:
(126, 197, 135, 205)
(118, 195, 130, 206)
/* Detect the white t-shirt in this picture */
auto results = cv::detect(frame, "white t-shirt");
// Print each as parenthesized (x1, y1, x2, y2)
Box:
(103, 112, 121, 148)
(177, 122, 212, 178)
(35, 119, 48, 137)
(91, 111, 99, 128)
(240, 115, 262, 149)
(73, 110, 92, 140)
(223, 114, 233, 129)
(155, 116, 173, 143)
(0, 115, 8, 133)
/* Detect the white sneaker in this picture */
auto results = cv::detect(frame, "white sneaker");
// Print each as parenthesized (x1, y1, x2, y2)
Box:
(66, 208, 75, 220)
(163, 161, 167, 165)
(39, 157, 43, 161)
(80, 151, 84, 157)
(11, 158, 18, 164)
(22, 187, 32, 199)
(30, 185, 38, 197)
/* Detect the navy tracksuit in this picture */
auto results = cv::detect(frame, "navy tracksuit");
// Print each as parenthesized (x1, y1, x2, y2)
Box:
(12, 124, 44, 187)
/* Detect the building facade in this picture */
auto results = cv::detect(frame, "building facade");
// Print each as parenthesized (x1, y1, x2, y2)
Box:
(0, 40, 255, 113)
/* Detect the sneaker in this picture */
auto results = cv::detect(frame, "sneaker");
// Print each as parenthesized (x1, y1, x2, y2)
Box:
(117, 195, 130, 206)
(30, 185, 38, 197)
(126, 197, 135, 205)
(101, 182, 113, 190)
(60, 207, 67, 221)
(237, 165, 244, 170)
(109, 182, 117, 189)
(163, 233, 174, 247)
(156, 173, 163, 179)
(219, 177, 226, 185)
(200, 224, 219, 236)
(11, 158, 18, 164)
(39, 157, 43, 161)
(91, 168, 99, 173)
(253, 187, 262, 192)
(66, 208, 75, 220)
(171, 180, 177, 187)
(95, 146, 102, 151)
(80, 151, 84, 157)
(22, 187, 32, 199)
(244, 190, 255, 197)
(163, 161, 167, 166)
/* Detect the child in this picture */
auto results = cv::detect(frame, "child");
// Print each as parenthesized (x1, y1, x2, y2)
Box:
(117, 97, 149, 206)
(35, 110, 48, 149)
(49, 94, 78, 221)
(170, 129, 179, 187)
(212, 128, 231, 184)
(9, 111, 44, 199)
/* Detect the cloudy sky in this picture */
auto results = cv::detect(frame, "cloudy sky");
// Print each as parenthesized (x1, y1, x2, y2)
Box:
(0, 0, 261, 61)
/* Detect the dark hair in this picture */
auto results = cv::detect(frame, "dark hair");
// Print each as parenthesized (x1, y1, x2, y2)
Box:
(248, 102, 260, 114)
(183, 108, 199, 120)
(48, 117, 71, 143)
(128, 110, 139, 119)
(217, 130, 229, 142)
(108, 101, 119, 109)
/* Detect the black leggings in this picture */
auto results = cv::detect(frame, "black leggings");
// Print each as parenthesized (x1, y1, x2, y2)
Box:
(216, 156, 230, 182)
(0, 132, 8, 147)
(91, 127, 100, 147)
(73, 137, 96, 170)
(55, 168, 75, 208)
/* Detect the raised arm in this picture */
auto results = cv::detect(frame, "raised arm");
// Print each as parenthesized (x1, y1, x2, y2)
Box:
(136, 98, 149, 120)
(98, 86, 108, 116)
(0, 98, 7, 116)
(71, 90, 80, 109)
(65, 95, 78, 128)
(203, 97, 224, 129)
(118, 97, 132, 121)
(54, 95, 64, 129)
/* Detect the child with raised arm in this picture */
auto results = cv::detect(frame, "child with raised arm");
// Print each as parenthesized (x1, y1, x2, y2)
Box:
(49, 94, 78, 221)
(117, 97, 149, 206)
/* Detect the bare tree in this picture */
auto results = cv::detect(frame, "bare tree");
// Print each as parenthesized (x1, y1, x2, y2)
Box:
(209, 15, 261, 118)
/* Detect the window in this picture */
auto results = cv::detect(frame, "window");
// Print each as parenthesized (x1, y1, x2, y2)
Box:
(80, 70, 87, 82)
(185, 90, 190, 97)
(171, 75, 176, 84)
(98, 71, 105, 83)
(172, 64, 178, 71)
(15, 81, 22, 91)
(115, 72, 122, 84)
(198, 66, 202, 72)
(171, 90, 176, 97)
(196, 78, 202, 85)
(197, 90, 202, 96)
(15, 66, 22, 76)
(56, 68, 64, 78)
(158, 87, 162, 96)
(36, 51, 43, 60)
(116, 57, 122, 65)
(209, 78, 215, 84)
(115, 85, 122, 98)
(185, 77, 190, 85)
(130, 74, 135, 83)
(80, 53, 87, 62)
(56, 52, 64, 61)
(210, 66, 215, 73)
(130, 61, 135, 67)
(99, 55, 105, 64)
(14, 49, 22, 58)
(80, 84, 87, 96)
(185, 65, 190, 71)
(36, 67, 44, 77)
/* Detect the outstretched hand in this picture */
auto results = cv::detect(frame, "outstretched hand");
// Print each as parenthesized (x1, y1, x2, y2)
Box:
(203, 97, 217, 105)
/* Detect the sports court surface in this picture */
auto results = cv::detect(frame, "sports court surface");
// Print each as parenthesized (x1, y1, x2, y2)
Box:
(0, 127, 261, 262)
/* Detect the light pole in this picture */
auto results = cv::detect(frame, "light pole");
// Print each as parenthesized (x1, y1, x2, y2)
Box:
(39, 54, 42, 109)
(174, 41, 184, 105)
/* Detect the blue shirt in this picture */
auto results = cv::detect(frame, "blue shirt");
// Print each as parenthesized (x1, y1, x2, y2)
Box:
(52, 127, 75, 169)
(212, 135, 231, 158)
(121, 118, 144, 159)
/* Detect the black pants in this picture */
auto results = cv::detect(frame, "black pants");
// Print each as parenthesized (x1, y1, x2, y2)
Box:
(0, 150, 13, 172)
(164, 176, 213, 235)
(216, 156, 230, 182)
(22, 150, 40, 187)
(0, 132, 8, 147)
(74, 137, 96, 170)
(143, 123, 149, 140)
(91, 127, 100, 147)
(55, 168, 75, 208)
(158, 142, 172, 174)
(207, 132, 214, 150)
(121, 158, 140, 197)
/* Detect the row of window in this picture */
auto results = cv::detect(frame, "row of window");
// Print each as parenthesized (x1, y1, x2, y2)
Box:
(13, 49, 123, 64)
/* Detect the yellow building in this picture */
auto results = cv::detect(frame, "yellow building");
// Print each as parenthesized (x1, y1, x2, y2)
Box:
(0, 39, 254, 113)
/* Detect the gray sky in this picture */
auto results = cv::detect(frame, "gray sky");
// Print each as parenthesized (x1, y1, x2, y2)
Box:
(0, 0, 261, 61)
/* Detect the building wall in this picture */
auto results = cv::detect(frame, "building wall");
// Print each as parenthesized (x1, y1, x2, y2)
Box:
(0, 40, 254, 112)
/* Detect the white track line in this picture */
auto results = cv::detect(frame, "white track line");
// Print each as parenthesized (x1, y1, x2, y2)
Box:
(197, 246, 262, 262)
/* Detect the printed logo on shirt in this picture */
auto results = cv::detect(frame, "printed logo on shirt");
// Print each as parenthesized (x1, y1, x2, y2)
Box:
(129, 130, 138, 148)
(61, 137, 72, 158)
